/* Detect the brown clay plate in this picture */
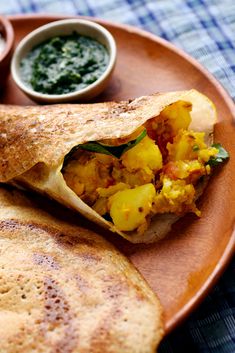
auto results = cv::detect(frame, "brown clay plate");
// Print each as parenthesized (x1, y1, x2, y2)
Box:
(3, 14, 235, 335)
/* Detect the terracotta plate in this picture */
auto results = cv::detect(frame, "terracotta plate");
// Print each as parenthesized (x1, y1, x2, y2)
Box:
(3, 15, 235, 334)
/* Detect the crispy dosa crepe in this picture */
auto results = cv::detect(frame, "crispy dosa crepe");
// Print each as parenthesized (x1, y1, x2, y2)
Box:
(0, 90, 217, 243)
(0, 185, 163, 352)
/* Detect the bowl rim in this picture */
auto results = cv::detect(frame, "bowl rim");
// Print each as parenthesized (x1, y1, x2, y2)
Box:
(11, 18, 117, 101)
(0, 15, 14, 61)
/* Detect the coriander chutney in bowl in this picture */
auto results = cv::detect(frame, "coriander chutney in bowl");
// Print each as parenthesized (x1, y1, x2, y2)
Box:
(11, 19, 116, 103)
(20, 33, 109, 95)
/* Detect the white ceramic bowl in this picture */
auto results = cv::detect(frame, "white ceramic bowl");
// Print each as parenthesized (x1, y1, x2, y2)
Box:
(11, 19, 117, 103)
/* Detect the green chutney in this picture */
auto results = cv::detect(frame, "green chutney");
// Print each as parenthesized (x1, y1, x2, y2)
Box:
(20, 33, 109, 95)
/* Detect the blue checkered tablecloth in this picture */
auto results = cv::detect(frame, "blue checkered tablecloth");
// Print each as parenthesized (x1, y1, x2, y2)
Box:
(1, 1, 235, 352)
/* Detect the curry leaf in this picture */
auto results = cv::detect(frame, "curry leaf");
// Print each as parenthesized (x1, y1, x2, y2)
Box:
(207, 143, 229, 166)
(63, 129, 147, 167)
(78, 129, 146, 159)
(79, 142, 114, 155)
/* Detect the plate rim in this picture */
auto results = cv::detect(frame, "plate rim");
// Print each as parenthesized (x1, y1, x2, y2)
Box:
(6, 13, 235, 334)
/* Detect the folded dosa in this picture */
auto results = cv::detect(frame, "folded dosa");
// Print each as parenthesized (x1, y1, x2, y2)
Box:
(0, 186, 163, 352)
(0, 90, 216, 243)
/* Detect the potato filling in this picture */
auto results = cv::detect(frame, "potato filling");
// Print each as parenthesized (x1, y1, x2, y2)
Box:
(62, 100, 218, 234)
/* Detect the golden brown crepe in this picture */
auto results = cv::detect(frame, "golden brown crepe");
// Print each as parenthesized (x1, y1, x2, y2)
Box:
(0, 90, 216, 243)
(0, 185, 163, 352)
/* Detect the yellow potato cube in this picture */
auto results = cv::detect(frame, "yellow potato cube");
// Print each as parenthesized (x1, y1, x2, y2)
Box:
(160, 100, 192, 134)
(167, 130, 207, 161)
(121, 136, 162, 173)
(108, 184, 156, 231)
